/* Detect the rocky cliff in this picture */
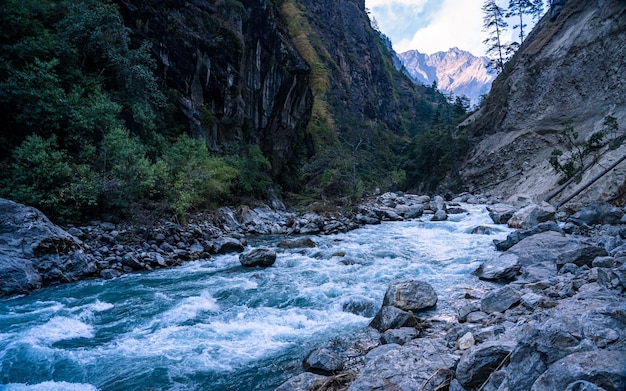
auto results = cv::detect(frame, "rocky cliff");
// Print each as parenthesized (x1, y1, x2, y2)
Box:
(459, 0, 626, 208)
(399, 48, 495, 107)
(116, 0, 437, 193)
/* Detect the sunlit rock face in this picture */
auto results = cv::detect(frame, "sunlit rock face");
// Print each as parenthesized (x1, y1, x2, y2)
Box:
(457, 0, 626, 208)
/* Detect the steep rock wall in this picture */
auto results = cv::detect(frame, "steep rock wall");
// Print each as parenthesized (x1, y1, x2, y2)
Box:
(117, 0, 313, 176)
(460, 0, 626, 207)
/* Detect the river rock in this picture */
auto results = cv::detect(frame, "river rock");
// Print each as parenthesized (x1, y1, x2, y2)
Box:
(493, 221, 563, 251)
(507, 202, 555, 229)
(455, 341, 516, 387)
(382, 279, 438, 312)
(475, 252, 521, 281)
(239, 248, 276, 267)
(0, 198, 96, 296)
(487, 203, 517, 224)
(369, 306, 417, 332)
(277, 237, 316, 249)
(380, 327, 420, 345)
(531, 351, 626, 391)
(303, 347, 343, 375)
(481, 285, 521, 314)
(569, 202, 624, 226)
(430, 195, 447, 212)
(555, 245, 608, 270)
(396, 204, 424, 219)
(431, 209, 448, 221)
(212, 237, 245, 254)
(457, 332, 475, 350)
(348, 338, 458, 391)
(275, 372, 327, 391)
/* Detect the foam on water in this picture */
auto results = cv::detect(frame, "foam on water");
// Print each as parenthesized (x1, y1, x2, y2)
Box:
(24, 317, 94, 345)
(0, 381, 99, 391)
(0, 203, 511, 390)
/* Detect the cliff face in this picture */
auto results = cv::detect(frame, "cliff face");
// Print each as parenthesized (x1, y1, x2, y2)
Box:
(459, 0, 626, 207)
(399, 48, 495, 107)
(117, 0, 313, 177)
(117, 0, 435, 192)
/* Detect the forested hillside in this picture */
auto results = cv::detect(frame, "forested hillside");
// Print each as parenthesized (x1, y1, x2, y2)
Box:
(0, 0, 463, 223)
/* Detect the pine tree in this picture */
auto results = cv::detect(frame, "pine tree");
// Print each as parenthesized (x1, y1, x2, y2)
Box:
(507, 0, 544, 43)
(482, 0, 509, 72)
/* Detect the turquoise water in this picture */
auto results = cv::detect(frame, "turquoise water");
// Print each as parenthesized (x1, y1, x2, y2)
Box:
(0, 204, 510, 391)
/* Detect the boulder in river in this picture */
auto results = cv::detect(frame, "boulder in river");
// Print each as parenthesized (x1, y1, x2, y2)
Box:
(239, 248, 276, 267)
(277, 237, 316, 249)
(486, 203, 517, 224)
(382, 279, 438, 312)
(475, 252, 521, 281)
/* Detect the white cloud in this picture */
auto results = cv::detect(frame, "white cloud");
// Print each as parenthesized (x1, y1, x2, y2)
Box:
(395, 0, 486, 55)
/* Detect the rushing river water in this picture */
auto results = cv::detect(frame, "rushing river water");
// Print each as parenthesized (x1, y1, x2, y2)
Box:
(0, 204, 511, 391)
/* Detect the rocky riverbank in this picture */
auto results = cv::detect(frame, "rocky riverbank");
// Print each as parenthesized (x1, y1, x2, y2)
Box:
(2, 194, 625, 390)
(276, 200, 626, 391)
(0, 192, 453, 296)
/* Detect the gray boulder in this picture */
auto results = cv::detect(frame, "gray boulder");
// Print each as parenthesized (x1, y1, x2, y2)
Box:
(277, 237, 316, 249)
(456, 341, 516, 387)
(239, 248, 276, 267)
(431, 209, 448, 221)
(507, 202, 555, 229)
(475, 252, 521, 281)
(564, 381, 609, 391)
(348, 338, 458, 391)
(487, 203, 517, 224)
(382, 279, 438, 312)
(531, 351, 626, 391)
(212, 237, 245, 254)
(275, 372, 327, 391)
(0, 198, 96, 296)
(369, 306, 417, 332)
(569, 202, 624, 226)
(381, 327, 420, 345)
(481, 286, 521, 314)
(494, 221, 563, 251)
(303, 347, 343, 375)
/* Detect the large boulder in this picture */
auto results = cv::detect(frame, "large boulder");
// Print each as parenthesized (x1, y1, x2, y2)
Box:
(239, 248, 276, 267)
(0, 198, 96, 296)
(348, 338, 459, 391)
(531, 351, 626, 391)
(493, 221, 563, 251)
(487, 203, 517, 224)
(455, 341, 516, 388)
(569, 202, 624, 226)
(507, 202, 555, 229)
(277, 237, 316, 249)
(382, 279, 438, 312)
(481, 286, 521, 314)
(369, 306, 418, 332)
(303, 347, 343, 375)
(212, 237, 245, 254)
(475, 252, 521, 281)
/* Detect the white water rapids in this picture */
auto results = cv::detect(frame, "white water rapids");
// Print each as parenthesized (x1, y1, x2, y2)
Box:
(0, 204, 511, 390)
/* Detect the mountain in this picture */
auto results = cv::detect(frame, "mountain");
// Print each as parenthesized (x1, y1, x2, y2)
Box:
(398, 48, 496, 107)
(455, 0, 626, 207)
(0, 0, 450, 221)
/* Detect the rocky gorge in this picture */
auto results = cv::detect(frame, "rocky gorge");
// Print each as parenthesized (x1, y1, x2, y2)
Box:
(1, 193, 625, 390)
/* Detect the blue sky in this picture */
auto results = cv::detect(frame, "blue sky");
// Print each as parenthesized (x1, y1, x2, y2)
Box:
(365, 0, 532, 55)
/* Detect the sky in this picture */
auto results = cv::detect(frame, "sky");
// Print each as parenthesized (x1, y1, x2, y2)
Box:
(365, 0, 532, 56)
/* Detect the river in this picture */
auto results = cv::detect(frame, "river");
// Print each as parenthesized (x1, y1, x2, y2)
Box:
(0, 204, 510, 391)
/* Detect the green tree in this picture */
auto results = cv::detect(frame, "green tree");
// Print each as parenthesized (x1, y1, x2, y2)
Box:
(482, 0, 509, 72)
(506, 0, 544, 43)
